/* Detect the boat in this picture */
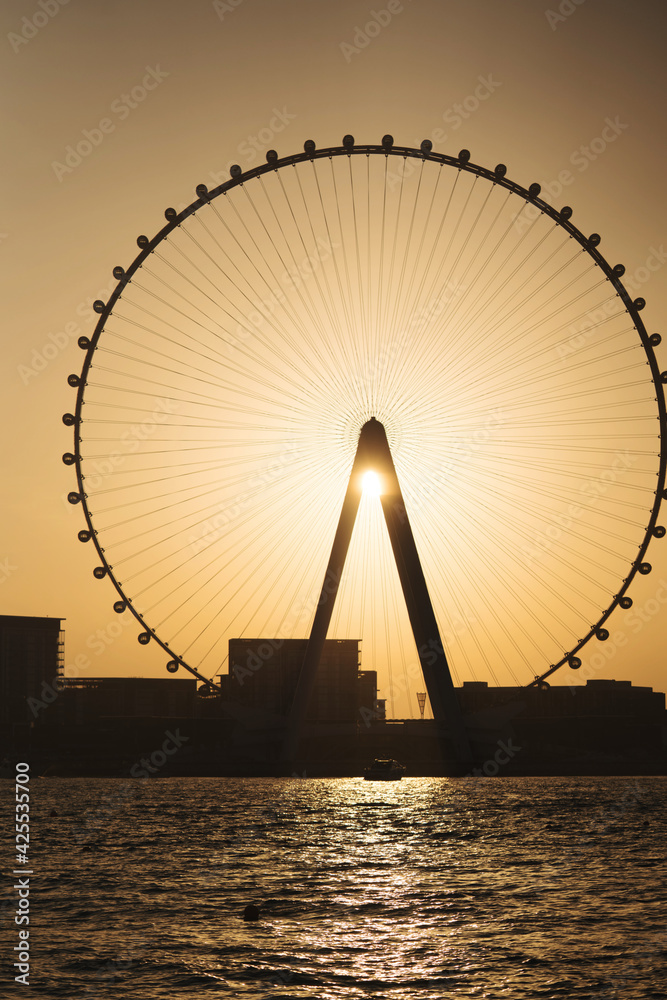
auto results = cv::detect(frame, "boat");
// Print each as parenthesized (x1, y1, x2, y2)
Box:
(363, 758, 406, 781)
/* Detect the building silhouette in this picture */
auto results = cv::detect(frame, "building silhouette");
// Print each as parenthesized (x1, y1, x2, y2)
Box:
(1, 612, 664, 775)
(219, 638, 377, 723)
(455, 678, 666, 760)
(0, 615, 63, 726)
(57, 676, 197, 725)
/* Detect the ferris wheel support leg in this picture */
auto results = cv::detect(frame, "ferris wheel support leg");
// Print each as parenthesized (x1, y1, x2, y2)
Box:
(281, 418, 472, 770)
(380, 491, 473, 767)
(369, 424, 472, 767)
(280, 451, 363, 767)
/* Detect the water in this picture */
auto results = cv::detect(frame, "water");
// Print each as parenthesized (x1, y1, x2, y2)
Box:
(1, 776, 666, 998)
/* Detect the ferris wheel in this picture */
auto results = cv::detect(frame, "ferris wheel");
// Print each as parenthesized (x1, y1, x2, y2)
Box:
(63, 135, 666, 713)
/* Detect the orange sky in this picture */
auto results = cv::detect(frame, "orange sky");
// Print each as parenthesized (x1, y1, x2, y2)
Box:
(1, 0, 665, 716)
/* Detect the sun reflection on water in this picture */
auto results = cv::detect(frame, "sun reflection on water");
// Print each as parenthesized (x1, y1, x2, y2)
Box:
(20, 775, 667, 998)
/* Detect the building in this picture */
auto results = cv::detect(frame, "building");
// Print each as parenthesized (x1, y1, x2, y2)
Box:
(358, 670, 380, 719)
(0, 615, 63, 726)
(456, 678, 664, 723)
(415, 678, 667, 762)
(223, 638, 376, 723)
(57, 676, 197, 725)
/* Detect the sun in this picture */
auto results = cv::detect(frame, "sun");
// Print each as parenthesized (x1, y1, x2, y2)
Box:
(362, 470, 382, 497)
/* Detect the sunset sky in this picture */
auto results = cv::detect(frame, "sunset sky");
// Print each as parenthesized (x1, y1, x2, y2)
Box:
(2, 0, 665, 717)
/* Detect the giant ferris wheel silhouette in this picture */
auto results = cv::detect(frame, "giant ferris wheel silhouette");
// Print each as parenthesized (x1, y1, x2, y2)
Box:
(63, 135, 666, 759)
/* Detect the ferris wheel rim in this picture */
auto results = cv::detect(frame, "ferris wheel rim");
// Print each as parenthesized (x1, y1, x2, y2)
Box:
(62, 136, 667, 691)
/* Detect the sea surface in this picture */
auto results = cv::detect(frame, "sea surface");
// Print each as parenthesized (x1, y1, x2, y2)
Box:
(1, 775, 666, 999)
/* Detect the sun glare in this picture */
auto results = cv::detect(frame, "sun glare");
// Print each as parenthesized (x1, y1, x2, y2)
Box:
(362, 470, 382, 497)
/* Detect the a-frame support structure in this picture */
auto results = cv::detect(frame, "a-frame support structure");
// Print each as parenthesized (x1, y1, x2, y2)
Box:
(281, 418, 472, 767)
